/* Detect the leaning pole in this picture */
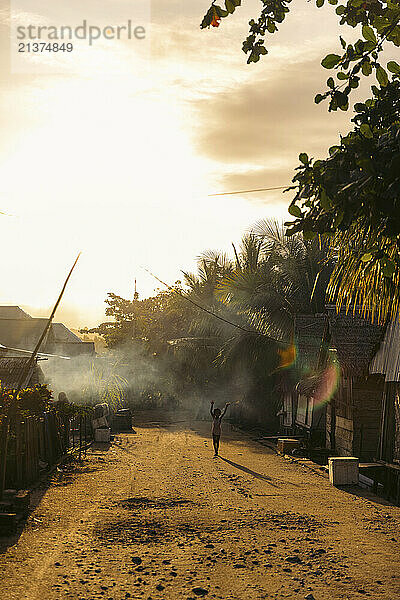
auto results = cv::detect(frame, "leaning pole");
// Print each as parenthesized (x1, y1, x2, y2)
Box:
(0, 253, 81, 500)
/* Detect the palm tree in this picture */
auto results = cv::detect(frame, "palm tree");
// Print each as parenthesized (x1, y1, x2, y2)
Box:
(218, 219, 331, 343)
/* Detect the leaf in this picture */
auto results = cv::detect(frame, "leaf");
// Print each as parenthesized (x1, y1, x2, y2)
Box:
(327, 77, 335, 89)
(247, 50, 260, 64)
(354, 102, 366, 112)
(389, 153, 400, 176)
(225, 0, 235, 14)
(285, 226, 296, 237)
(334, 90, 349, 110)
(299, 153, 309, 165)
(320, 190, 332, 211)
(361, 253, 373, 262)
(316, 0, 324, 7)
(288, 204, 302, 218)
(314, 93, 325, 104)
(387, 61, 400, 74)
(303, 231, 317, 240)
(362, 60, 373, 76)
(376, 65, 389, 87)
(329, 145, 341, 156)
(360, 123, 373, 138)
(337, 71, 348, 80)
(321, 54, 341, 69)
(362, 25, 377, 44)
(334, 210, 344, 227)
(216, 8, 228, 16)
(381, 259, 396, 278)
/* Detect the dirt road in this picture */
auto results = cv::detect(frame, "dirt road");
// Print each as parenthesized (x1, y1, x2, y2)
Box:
(0, 419, 399, 600)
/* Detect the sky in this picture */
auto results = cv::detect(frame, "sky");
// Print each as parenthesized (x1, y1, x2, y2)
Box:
(0, 0, 365, 328)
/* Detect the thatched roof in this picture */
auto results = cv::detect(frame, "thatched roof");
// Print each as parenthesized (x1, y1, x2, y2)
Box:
(327, 307, 385, 376)
(294, 309, 385, 379)
(0, 357, 44, 390)
(294, 314, 327, 372)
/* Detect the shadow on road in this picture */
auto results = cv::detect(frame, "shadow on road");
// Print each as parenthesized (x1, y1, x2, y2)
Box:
(340, 484, 396, 507)
(219, 456, 280, 487)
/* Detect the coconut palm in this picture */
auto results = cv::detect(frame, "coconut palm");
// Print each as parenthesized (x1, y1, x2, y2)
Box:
(218, 220, 331, 344)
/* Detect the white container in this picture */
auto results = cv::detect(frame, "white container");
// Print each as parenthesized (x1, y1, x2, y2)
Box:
(94, 428, 111, 443)
(328, 457, 359, 486)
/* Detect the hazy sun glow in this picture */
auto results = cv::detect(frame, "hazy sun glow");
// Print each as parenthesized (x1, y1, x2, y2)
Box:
(0, 0, 353, 327)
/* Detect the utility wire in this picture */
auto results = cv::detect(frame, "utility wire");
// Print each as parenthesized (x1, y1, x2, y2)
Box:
(141, 266, 282, 343)
(208, 185, 289, 197)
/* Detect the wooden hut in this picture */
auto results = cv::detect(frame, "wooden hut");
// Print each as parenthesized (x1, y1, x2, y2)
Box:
(279, 314, 327, 444)
(326, 308, 385, 461)
(285, 308, 400, 502)
(288, 310, 386, 461)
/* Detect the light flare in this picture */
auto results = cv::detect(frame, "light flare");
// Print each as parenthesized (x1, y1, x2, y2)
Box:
(312, 362, 340, 408)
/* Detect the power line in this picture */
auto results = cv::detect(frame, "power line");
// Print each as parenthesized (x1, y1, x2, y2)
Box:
(141, 266, 284, 343)
(208, 185, 289, 197)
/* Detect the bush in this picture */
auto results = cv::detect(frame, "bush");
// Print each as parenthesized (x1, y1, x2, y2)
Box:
(0, 384, 53, 416)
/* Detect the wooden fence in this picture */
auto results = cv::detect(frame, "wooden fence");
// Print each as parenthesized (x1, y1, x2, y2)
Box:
(0, 411, 92, 500)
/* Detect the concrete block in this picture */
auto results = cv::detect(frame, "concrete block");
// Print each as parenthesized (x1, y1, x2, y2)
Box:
(328, 457, 359, 486)
(94, 428, 111, 443)
(277, 438, 301, 454)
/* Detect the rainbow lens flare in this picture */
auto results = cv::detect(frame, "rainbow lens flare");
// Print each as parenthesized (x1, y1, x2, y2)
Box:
(312, 362, 340, 408)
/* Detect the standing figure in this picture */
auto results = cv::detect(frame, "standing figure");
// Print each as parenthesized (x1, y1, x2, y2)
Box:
(210, 400, 230, 457)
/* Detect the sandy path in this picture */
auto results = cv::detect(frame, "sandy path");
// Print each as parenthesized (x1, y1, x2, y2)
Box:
(0, 419, 399, 600)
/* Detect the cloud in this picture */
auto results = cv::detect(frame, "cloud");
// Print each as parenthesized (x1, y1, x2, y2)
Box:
(210, 165, 291, 205)
(192, 58, 353, 168)
(219, 166, 291, 192)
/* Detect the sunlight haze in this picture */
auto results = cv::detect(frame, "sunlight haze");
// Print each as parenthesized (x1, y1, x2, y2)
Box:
(0, 0, 355, 327)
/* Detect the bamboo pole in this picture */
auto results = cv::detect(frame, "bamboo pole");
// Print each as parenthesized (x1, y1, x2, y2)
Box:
(1, 255, 81, 491)
(12, 253, 81, 402)
(0, 416, 9, 500)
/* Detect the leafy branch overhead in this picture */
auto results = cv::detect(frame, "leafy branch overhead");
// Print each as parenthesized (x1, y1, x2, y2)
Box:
(286, 78, 400, 322)
(200, 0, 400, 111)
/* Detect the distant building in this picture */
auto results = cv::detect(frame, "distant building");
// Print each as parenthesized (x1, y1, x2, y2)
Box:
(0, 306, 95, 358)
